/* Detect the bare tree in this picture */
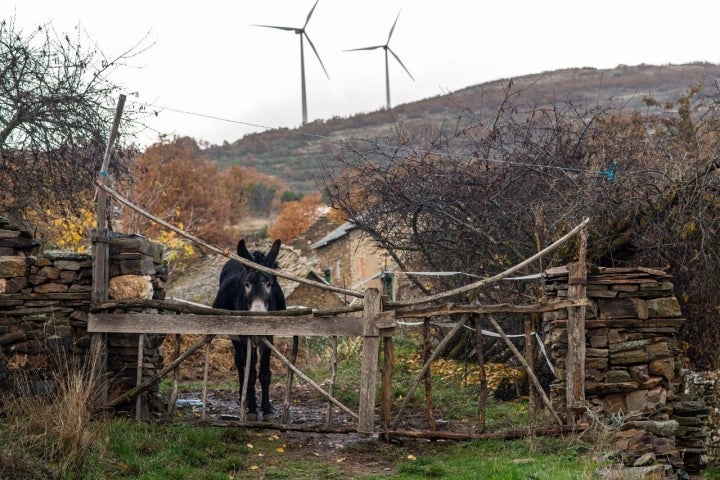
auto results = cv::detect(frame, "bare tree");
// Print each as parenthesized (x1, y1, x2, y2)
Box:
(321, 81, 720, 368)
(0, 17, 148, 224)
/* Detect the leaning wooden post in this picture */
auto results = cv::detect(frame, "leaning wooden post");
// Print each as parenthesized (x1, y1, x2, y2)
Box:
(358, 288, 382, 437)
(240, 337, 252, 422)
(566, 225, 588, 424)
(486, 313, 562, 425)
(91, 94, 126, 410)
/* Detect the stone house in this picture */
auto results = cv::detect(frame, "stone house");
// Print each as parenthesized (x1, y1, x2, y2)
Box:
(307, 220, 413, 301)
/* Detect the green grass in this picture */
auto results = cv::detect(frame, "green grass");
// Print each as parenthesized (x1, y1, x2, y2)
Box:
(0, 334, 614, 479)
(360, 438, 599, 480)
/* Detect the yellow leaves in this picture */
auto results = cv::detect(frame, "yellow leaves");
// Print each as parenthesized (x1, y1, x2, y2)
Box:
(29, 207, 96, 252)
(679, 221, 696, 240)
(401, 353, 522, 389)
(244, 434, 289, 475)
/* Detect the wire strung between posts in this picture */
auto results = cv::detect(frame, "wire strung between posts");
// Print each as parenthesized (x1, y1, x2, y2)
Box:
(94, 181, 364, 299)
(396, 320, 556, 375)
(95, 180, 590, 311)
(135, 101, 639, 180)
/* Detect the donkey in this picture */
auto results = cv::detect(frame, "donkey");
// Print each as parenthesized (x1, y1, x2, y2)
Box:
(212, 239, 285, 421)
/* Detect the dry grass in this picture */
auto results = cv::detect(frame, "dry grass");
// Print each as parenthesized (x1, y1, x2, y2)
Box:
(160, 335, 310, 382)
(0, 351, 104, 478)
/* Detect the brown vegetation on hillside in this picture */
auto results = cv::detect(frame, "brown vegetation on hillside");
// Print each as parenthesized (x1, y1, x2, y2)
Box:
(204, 63, 720, 194)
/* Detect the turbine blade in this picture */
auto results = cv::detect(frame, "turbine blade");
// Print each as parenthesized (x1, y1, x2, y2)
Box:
(387, 10, 401, 43)
(388, 47, 414, 81)
(304, 0, 320, 29)
(253, 24, 298, 32)
(304, 33, 330, 79)
(343, 45, 384, 52)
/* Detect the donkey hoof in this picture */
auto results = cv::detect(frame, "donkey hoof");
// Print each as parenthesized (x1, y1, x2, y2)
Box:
(246, 412, 259, 422)
(262, 412, 276, 422)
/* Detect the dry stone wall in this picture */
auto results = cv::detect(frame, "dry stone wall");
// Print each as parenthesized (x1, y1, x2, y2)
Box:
(0, 217, 167, 414)
(543, 264, 708, 474)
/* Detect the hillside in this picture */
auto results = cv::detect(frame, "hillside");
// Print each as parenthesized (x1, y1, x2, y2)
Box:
(203, 62, 720, 193)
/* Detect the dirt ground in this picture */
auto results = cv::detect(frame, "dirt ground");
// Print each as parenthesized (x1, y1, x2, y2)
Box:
(162, 336, 435, 477)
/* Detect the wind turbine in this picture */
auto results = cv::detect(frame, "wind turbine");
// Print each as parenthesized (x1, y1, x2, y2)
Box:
(253, 0, 329, 125)
(345, 10, 414, 110)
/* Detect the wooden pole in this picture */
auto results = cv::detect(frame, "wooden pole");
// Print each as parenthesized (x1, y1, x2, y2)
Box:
(358, 288, 382, 436)
(389, 217, 590, 307)
(168, 334, 181, 416)
(380, 336, 394, 441)
(240, 337, 252, 421)
(524, 316, 537, 432)
(566, 225, 588, 424)
(135, 333, 144, 420)
(474, 316, 487, 435)
(91, 94, 126, 409)
(201, 341, 211, 420)
(282, 336, 299, 424)
(325, 336, 338, 427)
(260, 337, 357, 419)
(390, 315, 468, 430)
(105, 335, 213, 409)
(485, 313, 563, 425)
(422, 317, 436, 431)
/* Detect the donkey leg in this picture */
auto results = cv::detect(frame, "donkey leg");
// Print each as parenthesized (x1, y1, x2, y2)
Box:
(259, 336, 274, 418)
(246, 346, 260, 417)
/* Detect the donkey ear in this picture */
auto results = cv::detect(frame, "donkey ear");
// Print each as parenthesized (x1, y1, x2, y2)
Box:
(266, 239, 281, 264)
(237, 239, 252, 260)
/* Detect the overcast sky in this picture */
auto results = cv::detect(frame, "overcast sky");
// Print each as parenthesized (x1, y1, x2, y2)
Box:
(10, 0, 720, 147)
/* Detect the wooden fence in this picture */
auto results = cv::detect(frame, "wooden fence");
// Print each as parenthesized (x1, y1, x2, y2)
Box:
(89, 97, 591, 438)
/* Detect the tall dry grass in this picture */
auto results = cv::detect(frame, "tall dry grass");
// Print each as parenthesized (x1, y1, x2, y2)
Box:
(0, 348, 105, 478)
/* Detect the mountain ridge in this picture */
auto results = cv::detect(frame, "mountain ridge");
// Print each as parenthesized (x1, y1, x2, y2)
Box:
(204, 62, 720, 193)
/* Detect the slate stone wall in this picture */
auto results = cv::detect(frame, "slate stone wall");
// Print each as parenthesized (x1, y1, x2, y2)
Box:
(543, 264, 708, 474)
(0, 217, 167, 415)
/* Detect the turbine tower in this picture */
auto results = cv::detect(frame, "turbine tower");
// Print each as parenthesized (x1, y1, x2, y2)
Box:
(254, 0, 329, 125)
(345, 10, 414, 110)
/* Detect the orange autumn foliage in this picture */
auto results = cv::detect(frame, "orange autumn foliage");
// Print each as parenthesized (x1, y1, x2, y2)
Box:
(269, 193, 323, 243)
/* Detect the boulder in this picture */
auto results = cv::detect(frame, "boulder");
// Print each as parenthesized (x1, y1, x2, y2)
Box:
(108, 274, 154, 300)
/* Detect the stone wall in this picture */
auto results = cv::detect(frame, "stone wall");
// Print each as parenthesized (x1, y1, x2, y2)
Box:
(0, 217, 167, 415)
(543, 264, 708, 474)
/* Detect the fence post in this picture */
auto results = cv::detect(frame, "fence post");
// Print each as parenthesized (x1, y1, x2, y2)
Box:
(358, 288, 381, 437)
(91, 94, 126, 410)
(566, 225, 588, 424)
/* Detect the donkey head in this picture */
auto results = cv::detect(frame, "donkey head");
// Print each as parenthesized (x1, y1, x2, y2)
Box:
(237, 239, 282, 312)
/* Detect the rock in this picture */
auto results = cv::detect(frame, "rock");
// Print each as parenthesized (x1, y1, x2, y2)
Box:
(624, 420, 679, 437)
(646, 297, 681, 318)
(109, 274, 154, 300)
(632, 452, 655, 467)
(33, 282, 69, 293)
(0, 256, 27, 278)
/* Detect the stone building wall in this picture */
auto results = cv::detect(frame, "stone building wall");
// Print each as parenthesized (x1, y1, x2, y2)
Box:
(543, 264, 708, 474)
(0, 217, 167, 415)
